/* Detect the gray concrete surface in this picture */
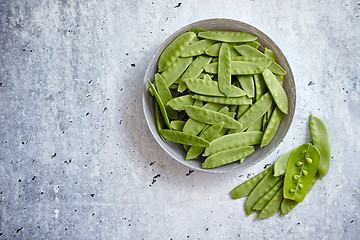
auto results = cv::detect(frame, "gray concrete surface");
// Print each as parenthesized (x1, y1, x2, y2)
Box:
(0, 0, 359, 239)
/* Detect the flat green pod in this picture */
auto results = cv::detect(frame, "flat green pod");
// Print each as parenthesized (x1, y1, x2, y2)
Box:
(183, 78, 246, 97)
(203, 131, 263, 156)
(203, 61, 263, 75)
(154, 73, 178, 119)
(237, 75, 255, 98)
(198, 31, 258, 43)
(192, 94, 252, 105)
(148, 79, 171, 129)
(260, 107, 284, 147)
(159, 129, 210, 147)
(262, 68, 289, 114)
(283, 143, 320, 202)
(253, 74, 267, 100)
(234, 44, 268, 58)
(309, 114, 331, 178)
(257, 186, 284, 219)
(230, 165, 274, 199)
(231, 56, 272, 68)
(158, 32, 196, 72)
(238, 92, 273, 131)
(202, 146, 255, 168)
(274, 150, 292, 177)
(181, 39, 217, 57)
(268, 61, 287, 75)
(161, 57, 193, 87)
(167, 94, 195, 111)
(218, 43, 232, 97)
(170, 120, 185, 131)
(155, 102, 166, 142)
(253, 178, 284, 211)
(184, 105, 242, 130)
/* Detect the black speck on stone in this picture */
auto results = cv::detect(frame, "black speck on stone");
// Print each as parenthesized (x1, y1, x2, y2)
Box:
(186, 169, 194, 176)
(18, 179, 21, 182)
(247, 173, 252, 178)
(90, 194, 95, 197)
(150, 161, 155, 166)
(16, 227, 23, 233)
(131, 63, 136, 67)
(126, 53, 129, 56)
(102, 107, 107, 113)
(31, 176, 36, 181)
(308, 81, 315, 86)
(174, 2, 181, 8)
(264, 163, 271, 169)
(351, 220, 354, 223)
(51, 153, 56, 159)
(86, 112, 90, 116)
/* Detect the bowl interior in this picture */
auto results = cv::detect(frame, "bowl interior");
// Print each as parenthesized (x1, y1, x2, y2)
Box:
(142, 18, 296, 173)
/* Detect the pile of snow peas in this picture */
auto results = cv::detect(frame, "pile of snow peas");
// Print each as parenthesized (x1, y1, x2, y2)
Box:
(148, 28, 289, 168)
(231, 114, 331, 218)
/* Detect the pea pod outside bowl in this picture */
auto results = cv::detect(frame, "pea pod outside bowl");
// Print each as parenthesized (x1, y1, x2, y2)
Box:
(142, 18, 296, 173)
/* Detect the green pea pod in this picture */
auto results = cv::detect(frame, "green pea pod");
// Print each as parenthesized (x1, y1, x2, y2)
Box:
(253, 74, 267, 100)
(183, 78, 246, 97)
(203, 131, 263, 156)
(202, 146, 255, 168)
(230, 165, 274, 199)
(178, 55, 212, 93)
(158, 32, 196, 72)
(154, 73, 178, 119)
(238, 92, 273, 131)
(167, 95, 194, 111)
(218, 43, 232, 97)
(184, 105, 242, 129)
(148, 79, 171, 129)
(237, 75, 255, 98)
(247, 117, 263, 132)
(159, 129, 210, 147)
(262, 68, 289, 114)
(155, 102, 166, 142)
(283, 143, 320, 202)
(257, 186, 284, 219)
(204, 61, 263, 75)
(260, 107, 284, 147)
(274, 150, 292, 177)
(231, 56, 272, 69)
(245, 167, 281, 215)
(192, 94, 252, 106)
(181, 39, 217, 57)
(186, 121, 225, 160)
(253, 178, 284, 211)
(309, 114, 331, 179)
(281, 173, 319, 215)
(264, 47, 278, 62)
(160, 57, 193, 87)
(170, 120, 185, 131)
(268, 61, 287, 75)
(191, 28, 208, 34)
(234, 44, 268, 58)
(198, 31, 258, 42)
(236, 105, 250, 119)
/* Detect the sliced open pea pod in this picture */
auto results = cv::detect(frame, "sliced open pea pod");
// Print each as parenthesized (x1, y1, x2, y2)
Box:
(283, 143, 320, 202)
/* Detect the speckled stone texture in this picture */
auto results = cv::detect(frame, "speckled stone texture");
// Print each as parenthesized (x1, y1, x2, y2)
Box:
(0, 1, 359, 239)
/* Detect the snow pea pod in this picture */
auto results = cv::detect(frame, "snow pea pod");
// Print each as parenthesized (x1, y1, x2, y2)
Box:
(274, 150, 292, 177)
(231, 165, 274, 199)
(155, 102, 166, 142)
(234, 44, 267, 58)
(253, 178, 284, 211)
(154, 73, 178, 119)
(257, 186, 284, 219)
(178, 55, 212, 92)
(160, 57, 193, 87)
(181, 39, 217, 57)
(237, 75, 255, 98)
(202, 146, 255, 168)
(245, 167, 282, 215)
(192, 94, 252, 105)
(170, 120, 185, 131)
(260, 107, 283, 147)
(283, 143, 320, 202)
(167, 94, 194, 111)
(309, 114, 331, 179)
(268, 61, 287, 75)
(183, 78, 246, 97)
(262, 68, 289, 114)
(158, 32, 196, 72)
(203, 131, 263, 156)
(238, 92, 273, 131)
(148, 79, 171, 129)
(198, 31, 258, 43)
(236, 105, 250, 119)
(184, 105, 242, 129)
(218, 43, 232, 97)
(204, 61, 263, 75)
(264, 47, 278, 61)
(159, 129, 210, 147)
(205, 42, 242, 57)
(231, 56, 272, 68)
(191, 28, 208, 34)
(253, 74, 267, 100)
(186, 121, 225, 160)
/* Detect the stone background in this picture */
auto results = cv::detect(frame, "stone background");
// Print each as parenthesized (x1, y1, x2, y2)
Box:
(0, 0, 359, 239)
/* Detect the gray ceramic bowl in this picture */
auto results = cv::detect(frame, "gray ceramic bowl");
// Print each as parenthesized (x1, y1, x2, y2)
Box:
(142, 18, 295, 173)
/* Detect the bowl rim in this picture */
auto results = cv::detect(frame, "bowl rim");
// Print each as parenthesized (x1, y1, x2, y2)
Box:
(142, 18, 296, 173)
